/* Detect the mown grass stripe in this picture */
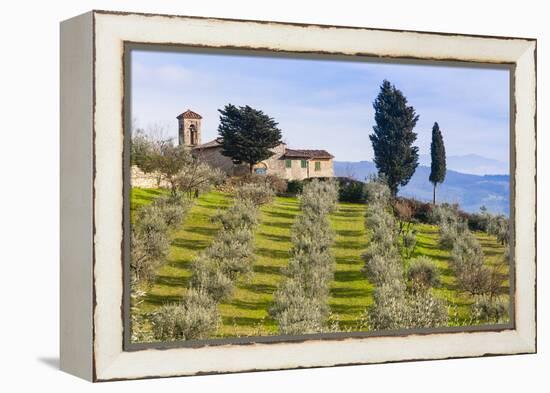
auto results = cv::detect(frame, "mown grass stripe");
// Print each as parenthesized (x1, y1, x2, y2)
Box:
(217, 195, 301, 337)
(328, 202, 373, 329)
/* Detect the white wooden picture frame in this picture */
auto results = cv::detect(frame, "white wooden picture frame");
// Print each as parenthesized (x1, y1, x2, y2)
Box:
(60, 10, 536, 382)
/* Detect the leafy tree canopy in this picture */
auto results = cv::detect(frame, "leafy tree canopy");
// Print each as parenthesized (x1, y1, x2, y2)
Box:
(370, 80, 419, 196)
(217, 104, 282, 172)
(429, 122, 447, 186)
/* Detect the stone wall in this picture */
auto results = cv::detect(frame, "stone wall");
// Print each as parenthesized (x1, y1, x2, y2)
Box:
(131, 166, 169, 188)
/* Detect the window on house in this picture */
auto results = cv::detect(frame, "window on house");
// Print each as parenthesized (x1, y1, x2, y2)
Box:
(285, 159, 292, 168)
(301, 160, 307, 168)
(315, 161, 321, 171)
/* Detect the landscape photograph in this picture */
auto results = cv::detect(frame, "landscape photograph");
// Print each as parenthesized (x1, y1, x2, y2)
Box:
(127, 48, 512, 344)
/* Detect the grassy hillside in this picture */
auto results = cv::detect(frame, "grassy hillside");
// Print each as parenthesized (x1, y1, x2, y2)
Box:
(132, 188, 508, 338)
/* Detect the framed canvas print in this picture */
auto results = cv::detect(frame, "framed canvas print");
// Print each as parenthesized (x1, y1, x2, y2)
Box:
(60, 10, 537, 382)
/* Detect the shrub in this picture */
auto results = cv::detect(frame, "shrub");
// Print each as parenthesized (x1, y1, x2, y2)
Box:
(407, 199, 433, 223)
(291, 212, 335, 254)
(471, 296, 509, 324)
(286, 180, 304, 195)
(407, 256, 441, 289)
(130, 231, 165, 283)
(366, 280, 448, 330)
(153, 195, 191, 229)
(270, 278, 327, 335)
(406, 289, 449, 328)
(151, 289, 220, 341)
(467, 212, 490, 232)
(364, 178, 391, 206)
(338, 178, 365, 202)
(189, 255, 235, 302)
(450, 232, 484, 271)
(300, 179, 339, 215)
(236, 182, 274, 206)
(393, 198, 414, 224)
(223, 174, 287, 195)
(362, 249, 403, 285)
(365, 206, 398, 244)
(366, 281, 409, 330)
(205, 228, 256, 279)
(487, 214, 510, 245)
(428, 203, 459, 225)
(130, 207, 171, 283)
(284, 249, 334, 296)
(213, 198, 259, 232)
(400, 228, 417, 259)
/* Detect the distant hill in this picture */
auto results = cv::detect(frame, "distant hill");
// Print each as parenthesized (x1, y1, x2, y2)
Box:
(333, 161, 509, 215)
(419, 154, 509, 176)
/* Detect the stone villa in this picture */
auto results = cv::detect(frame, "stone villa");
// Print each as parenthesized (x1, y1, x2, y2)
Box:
(178, 109, 334, 180)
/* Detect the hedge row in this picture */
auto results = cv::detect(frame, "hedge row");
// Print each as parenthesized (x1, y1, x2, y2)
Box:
(361, 179, 448, 331)
(130, 194, 191, 285)
(130, 194, 192, 342)
(151, 184, 271, 341)
(433, 205, 508, 323)
(270, 179, 339, 334)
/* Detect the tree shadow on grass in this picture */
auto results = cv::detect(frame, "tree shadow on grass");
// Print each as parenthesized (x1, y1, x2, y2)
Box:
(255, 247, 290, 260)
(154, 274, 189, 288)
(334, 229, 364, 237)
(333, 269, 364, 283)
(334, 208, 363, 218)
(230, 298, 271, 311)
(145, 292, 183, 306)
(263, 210, 299, 220)
(222, 315, 264, 326)
(242, 282, 277, 295)
(260, 221, 294, 230)
(185, 226, 219, 237)
(330, 286, 370, 299)
(253, 264, 284, 276)
(334, 240, 365, 250)
(258, 233, 291, 243)
(171, 237, 210, 251)
(329, 302, 367, 314)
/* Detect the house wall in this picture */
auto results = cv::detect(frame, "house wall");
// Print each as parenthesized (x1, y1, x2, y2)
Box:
(309, 159, 334, 178)
(194, 147, 235, 174)
(192, 143, 334, 181)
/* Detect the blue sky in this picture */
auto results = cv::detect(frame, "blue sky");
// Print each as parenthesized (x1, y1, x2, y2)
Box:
(131, 49, 510, 166)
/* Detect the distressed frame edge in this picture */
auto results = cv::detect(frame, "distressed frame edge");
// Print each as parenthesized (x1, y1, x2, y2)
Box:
(88, 11, 537, 381)
(59, 11, 95, 381)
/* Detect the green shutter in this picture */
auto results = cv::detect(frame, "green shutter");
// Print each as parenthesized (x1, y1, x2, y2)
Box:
(285, 159, 292, 168)
(315, 161, 321, 171)
(301, 159, 307, 168)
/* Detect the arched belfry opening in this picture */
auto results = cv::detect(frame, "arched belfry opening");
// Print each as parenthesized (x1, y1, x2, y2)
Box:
(176, 109, 202, 147)
(189, 124, 197, 145)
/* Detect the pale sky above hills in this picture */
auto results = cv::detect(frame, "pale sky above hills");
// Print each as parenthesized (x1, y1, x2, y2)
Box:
(131, 49, 510, 171)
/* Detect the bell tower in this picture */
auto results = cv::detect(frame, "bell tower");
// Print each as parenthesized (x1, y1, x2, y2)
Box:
(176, 109, 202, 147)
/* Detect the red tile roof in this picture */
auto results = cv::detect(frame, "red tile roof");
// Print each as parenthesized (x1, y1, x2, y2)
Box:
(176, 109, 203, 119)
(192, 141, 333, 160)
(284, 149, 333, 159)
(193, 139, 221, 149)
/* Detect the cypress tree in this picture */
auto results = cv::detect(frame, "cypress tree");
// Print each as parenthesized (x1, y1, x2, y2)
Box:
(429, 122, 446, 204)
(217, 104, 282, 173)
(370, 80, 420, 196)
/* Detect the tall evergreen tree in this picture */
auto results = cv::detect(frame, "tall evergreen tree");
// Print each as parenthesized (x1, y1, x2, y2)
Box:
(217, 104, 282, 173)
(429, 122, 446, 204)
(370, 80, 419, 196)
